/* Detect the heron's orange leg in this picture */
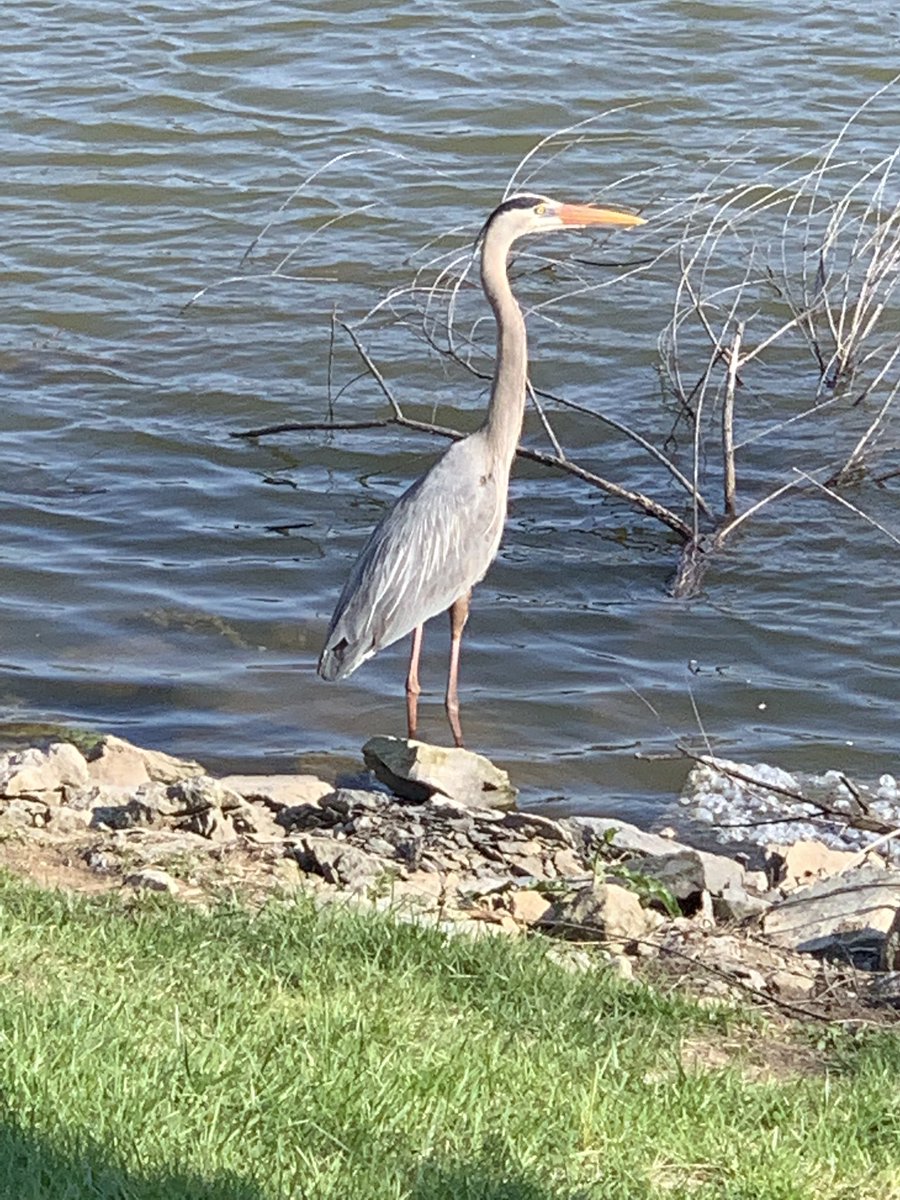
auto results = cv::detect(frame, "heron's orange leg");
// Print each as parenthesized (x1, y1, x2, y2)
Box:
(445, 592, 471, 748)
(406, 624, 424, 740)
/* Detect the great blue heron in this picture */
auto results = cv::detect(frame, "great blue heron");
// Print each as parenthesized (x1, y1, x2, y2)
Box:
(318, 192, 645, 746)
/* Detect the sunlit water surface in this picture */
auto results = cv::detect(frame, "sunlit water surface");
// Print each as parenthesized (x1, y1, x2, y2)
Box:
(2, 1, 897, 824)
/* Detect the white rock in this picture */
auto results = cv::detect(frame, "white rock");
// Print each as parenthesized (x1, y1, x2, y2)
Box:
(218, 773, 333, 809)
(0, 743, 89, 797)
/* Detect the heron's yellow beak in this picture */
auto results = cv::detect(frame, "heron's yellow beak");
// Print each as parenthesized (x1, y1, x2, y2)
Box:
(559, 203, 646, 228)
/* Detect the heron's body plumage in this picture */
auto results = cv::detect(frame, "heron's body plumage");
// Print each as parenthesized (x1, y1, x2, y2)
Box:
(316, 192, 644, 743)
(318, 431, 507, 680)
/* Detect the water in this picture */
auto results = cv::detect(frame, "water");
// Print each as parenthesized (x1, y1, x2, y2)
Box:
(2, 1, 897, 825)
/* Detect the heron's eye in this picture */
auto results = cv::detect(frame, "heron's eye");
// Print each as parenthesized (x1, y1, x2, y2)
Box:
(534, 203, 546, 216)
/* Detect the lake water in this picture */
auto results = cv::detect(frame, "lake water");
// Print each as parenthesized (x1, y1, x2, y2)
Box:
(2, 0, 897, 825)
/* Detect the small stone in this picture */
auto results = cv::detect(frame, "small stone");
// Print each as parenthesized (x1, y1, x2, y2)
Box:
(364, 836, 397, 858)
(457, 875, 510, 898)
(394, 870, 445, 902)
(508, 855, 547, 879)
(123, 868, 180, 894)
(553, 847, 587, 878)
(270, 857, 303, 890)
(502, 811, 571, 844)
(769, 969, 816, 999)
(181, 807, 234, 842)
(544, 944, 594, 973)
(607, 954, 634, 981)
(713, 882, 772, 923)
(508, 889, 553, 926)
(230, 801, 282, 840)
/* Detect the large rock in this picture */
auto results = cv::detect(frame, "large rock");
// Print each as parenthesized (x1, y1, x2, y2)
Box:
(766, 840, 860, 890)
(362, 737, 517, 809)
(568, 817, 745, 897)
(0, 743, 89, 797)
(293, 835, 387, 892)
(761, 865, 900, 968)
(218, 774, 332, 809)
(883, 907, 900, 971)
(86, 736, 204, 786)
(543, 882, 656, 947)
(89, 776, 245, 835)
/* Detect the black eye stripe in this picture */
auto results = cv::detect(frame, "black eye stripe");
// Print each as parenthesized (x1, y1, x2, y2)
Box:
(496, 195, 545, 214)
(474, 194, 550, 248)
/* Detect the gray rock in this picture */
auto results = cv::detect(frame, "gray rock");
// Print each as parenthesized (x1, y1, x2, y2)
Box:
(457, 875, 511, 898)
(544, 882, 655, 945)
(503, 811, 572, 844)
(153, 776, 244, 817)
(86, 736, 204, 785)
(0, 797, 49, 827)
(0, 742, 89, 797)
(44, 803, 93, 834)
(217, 773, 332, 810)
(123, 868, 180, 894)
(882, 906, 900, 971)
(761, 865, 900, 967)
(180, 806, 234, 842)
(568, 817, 745, 898)
(91, 797, 155, 831)
(712, 881, 772, 923)
(362, 737, 517, 809)
(293, 835, 387, 892)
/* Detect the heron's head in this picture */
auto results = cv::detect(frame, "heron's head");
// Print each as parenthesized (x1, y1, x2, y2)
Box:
(477, 192, 645, 248)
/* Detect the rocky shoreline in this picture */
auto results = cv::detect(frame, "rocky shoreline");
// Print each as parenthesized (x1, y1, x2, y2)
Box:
(1, 733, 898, 1021)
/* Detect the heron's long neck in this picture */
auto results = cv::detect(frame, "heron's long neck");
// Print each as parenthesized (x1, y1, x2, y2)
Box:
(480, 227, 527, 470)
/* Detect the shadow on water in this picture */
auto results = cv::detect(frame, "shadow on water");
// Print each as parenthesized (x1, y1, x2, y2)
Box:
(0, 1119, 269, 1200)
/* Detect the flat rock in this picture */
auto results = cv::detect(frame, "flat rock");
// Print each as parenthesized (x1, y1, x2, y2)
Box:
(568, 816, 745, 897)
(0, 797, 49, 827)
(363, 736, 517, 809)
(766, 840, 860, 890)
(761, 864, 900, 967)
(86, 736, 204, 785)
(218, 774, 333, 809)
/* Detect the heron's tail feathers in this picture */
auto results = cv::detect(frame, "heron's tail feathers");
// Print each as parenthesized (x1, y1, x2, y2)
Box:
(317, 637, 353, 681)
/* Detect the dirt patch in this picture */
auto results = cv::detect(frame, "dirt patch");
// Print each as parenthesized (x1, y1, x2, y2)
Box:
(677, 1030, 825, 1083)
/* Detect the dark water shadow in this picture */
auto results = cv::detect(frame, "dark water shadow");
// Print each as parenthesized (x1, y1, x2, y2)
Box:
(0, 1118, 270, 1200)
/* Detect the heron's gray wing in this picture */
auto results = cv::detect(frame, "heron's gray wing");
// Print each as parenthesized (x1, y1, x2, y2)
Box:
(318, 436, 505, 680)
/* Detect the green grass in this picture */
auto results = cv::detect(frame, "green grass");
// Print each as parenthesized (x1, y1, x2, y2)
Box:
(0, 875, 898, 1199)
